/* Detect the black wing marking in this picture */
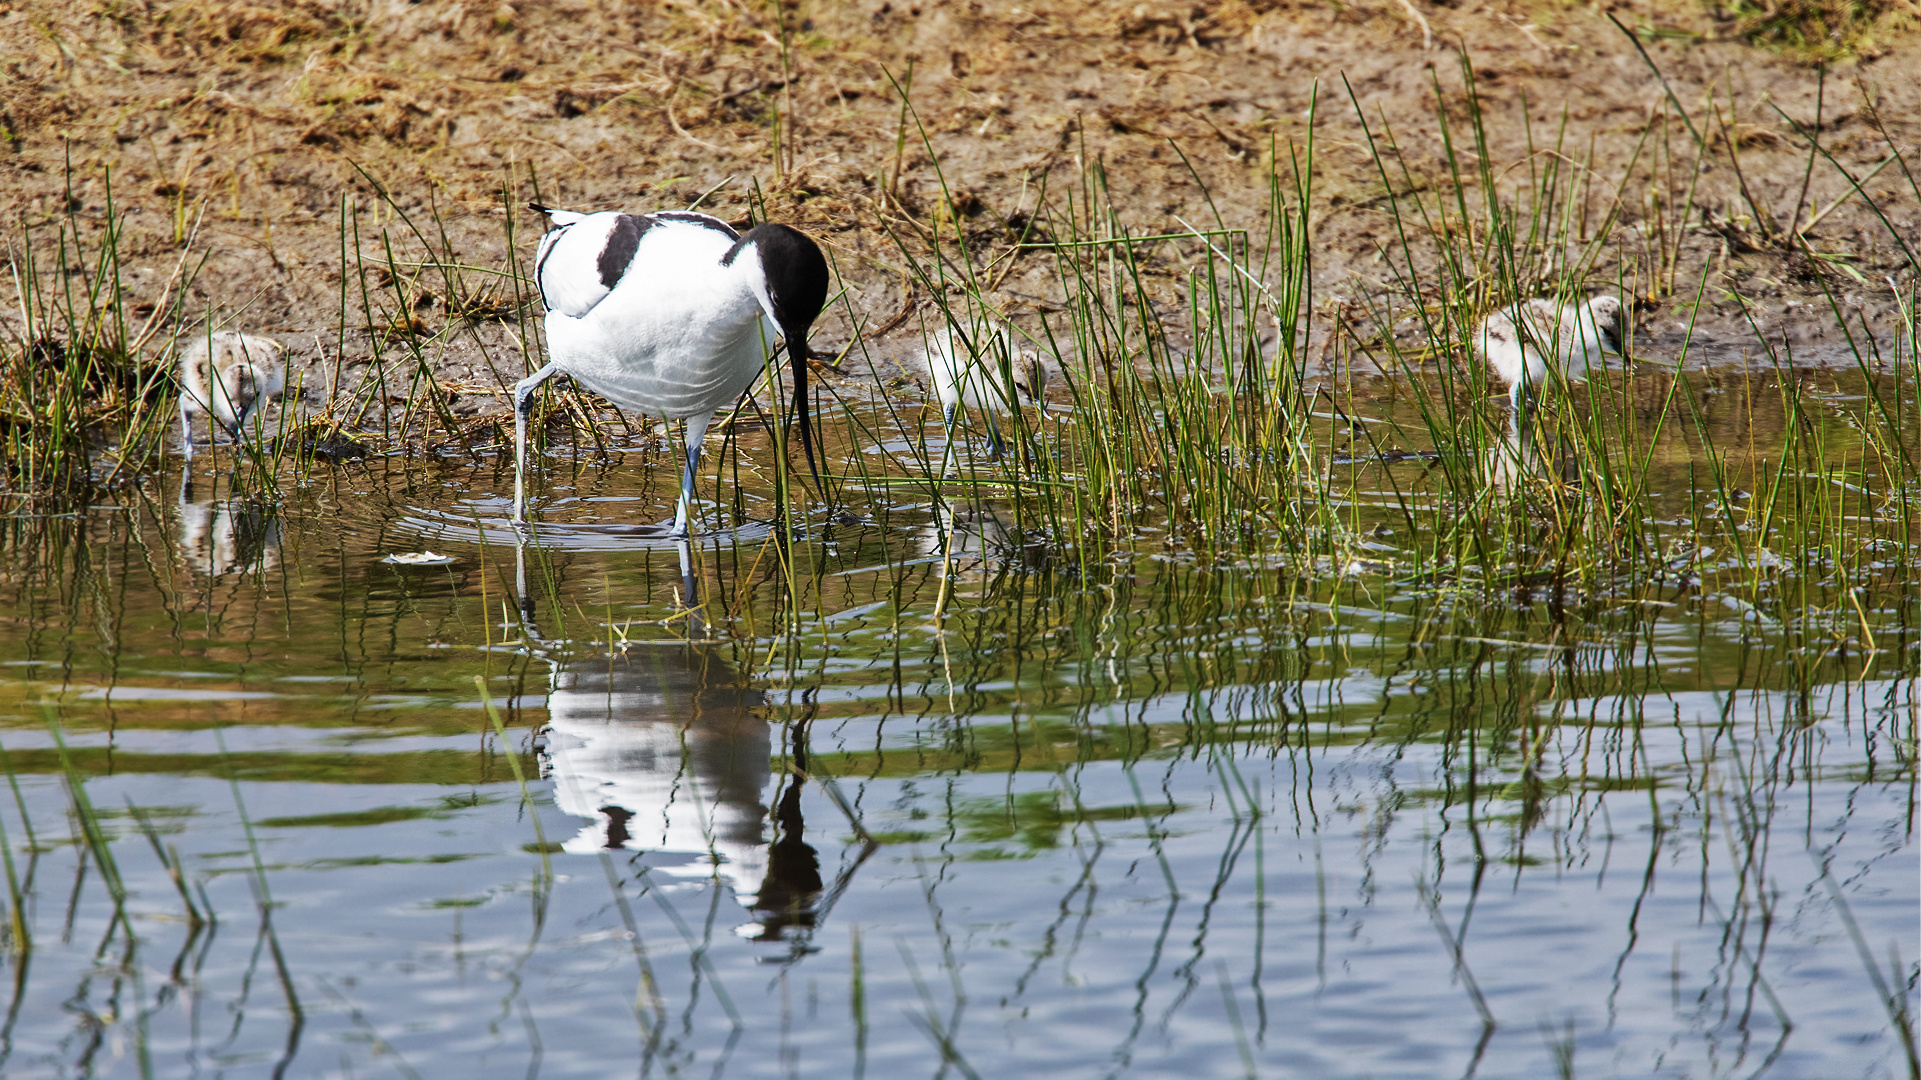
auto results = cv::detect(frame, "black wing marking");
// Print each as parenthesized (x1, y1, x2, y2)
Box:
(563, 212, 728, 304)
(596, 214, 651, 291)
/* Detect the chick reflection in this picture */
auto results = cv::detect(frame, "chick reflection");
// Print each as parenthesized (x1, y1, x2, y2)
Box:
(538, 646, 822, 935)
(1483, 420, 1529, 493)
(916, 499, 1046, 572)
(177, 495, 282, 576)
(1483, 410, 1587, 492)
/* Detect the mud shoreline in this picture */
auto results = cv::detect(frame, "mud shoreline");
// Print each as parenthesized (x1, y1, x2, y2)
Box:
(2, 1, 1916, 428)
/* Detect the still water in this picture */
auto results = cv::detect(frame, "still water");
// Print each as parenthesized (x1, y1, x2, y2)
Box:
(0, 378, 1915, 1079)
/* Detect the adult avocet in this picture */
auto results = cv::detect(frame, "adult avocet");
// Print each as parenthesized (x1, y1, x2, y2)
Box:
(918, 322, 1049, 459)
(517, 204, 830, 536)
(178, 330, 285, 459)
(1473, 294, 1624, 427)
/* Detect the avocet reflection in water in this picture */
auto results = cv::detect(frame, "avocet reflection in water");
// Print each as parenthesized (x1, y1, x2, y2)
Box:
(520, 544, 862, 946)
(539, 647, 770, 881)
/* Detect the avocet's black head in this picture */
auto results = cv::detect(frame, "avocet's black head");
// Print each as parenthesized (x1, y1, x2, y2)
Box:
(742, 223, 829, 334)
(730, 223, 831, 495)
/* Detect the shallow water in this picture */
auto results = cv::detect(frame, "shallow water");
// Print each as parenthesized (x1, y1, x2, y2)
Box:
(0, 370, 1915, 1079)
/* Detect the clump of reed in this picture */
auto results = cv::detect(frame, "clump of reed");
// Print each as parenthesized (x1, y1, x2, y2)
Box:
(852, 88, 1320, 576)
(1, 175, 188, 499)
(1, 168, 341, 505)
(0, 160, 587, 508)
(1723, 0, 1919, 63)
(857, 43, 1920, 636)
(1342, 44, 1921, 622)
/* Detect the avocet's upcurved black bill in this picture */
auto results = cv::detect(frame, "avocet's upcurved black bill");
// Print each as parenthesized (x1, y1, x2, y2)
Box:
(514, 203, 831, 536)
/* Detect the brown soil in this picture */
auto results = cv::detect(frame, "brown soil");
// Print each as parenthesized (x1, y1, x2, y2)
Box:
(2, 1, 1917, 425)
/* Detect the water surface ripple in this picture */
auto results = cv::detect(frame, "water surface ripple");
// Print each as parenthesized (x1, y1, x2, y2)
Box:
(0, 450, 1912, 1080)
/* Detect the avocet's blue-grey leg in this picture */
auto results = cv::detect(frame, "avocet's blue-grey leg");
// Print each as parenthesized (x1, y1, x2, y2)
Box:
(672, 413, 715, 539)
(512, 535, 543, 643)
(676, 537, 705, 636)
(512, 362, 563, 523)
(936, 402, 962, 478)
(180, 399, 196, 462)
(983, 412, 1006, 461)
(672, 442, 700, 538)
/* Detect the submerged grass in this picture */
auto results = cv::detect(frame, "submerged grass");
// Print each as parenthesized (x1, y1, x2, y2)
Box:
(0, 427, 1907, 1074)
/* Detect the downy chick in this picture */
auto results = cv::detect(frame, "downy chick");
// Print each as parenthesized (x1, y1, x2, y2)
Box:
(1473, 295, 1623, 425)
(178, 330, 286, 458)
(918, 322, 1050, 459)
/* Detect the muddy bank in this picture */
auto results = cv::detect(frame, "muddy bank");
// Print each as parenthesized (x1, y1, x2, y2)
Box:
(1, 0, 1916, 429)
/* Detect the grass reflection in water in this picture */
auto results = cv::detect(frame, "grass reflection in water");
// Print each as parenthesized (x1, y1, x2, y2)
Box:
(0, 439, 1909, 1079)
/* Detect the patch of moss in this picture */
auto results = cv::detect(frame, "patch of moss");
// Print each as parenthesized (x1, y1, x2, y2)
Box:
(1718, 0, 1918, 63)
